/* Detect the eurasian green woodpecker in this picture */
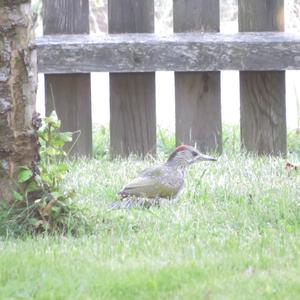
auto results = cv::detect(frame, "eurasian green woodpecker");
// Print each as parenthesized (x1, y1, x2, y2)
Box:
(109, 145, 216, 209)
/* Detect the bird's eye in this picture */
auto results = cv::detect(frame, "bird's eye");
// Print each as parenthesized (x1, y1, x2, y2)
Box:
(192, 151, 198, 156)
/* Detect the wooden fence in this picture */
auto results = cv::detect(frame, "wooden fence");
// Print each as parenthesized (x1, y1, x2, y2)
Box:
(36, 0, 300, 157)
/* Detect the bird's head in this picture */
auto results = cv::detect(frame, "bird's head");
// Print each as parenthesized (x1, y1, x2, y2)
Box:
(167, 145, 217, 167)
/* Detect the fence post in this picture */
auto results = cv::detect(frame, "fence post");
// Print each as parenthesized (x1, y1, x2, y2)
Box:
(238, 0, 286, 156)
(108, 0, 156, 158)
(43, 0, 92, 157)
(173, 0, 222, 153)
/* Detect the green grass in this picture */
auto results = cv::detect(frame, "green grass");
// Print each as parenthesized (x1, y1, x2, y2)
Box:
(0, 128, 300, 299)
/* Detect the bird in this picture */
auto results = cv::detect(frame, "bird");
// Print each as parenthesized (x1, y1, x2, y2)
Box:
(108, 145, 217, 209)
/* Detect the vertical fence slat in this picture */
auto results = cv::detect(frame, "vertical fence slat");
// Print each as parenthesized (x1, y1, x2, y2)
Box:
(108, 0, 156, 158)
(238, 0, 286, 156)
(173, 0, 222, 153)
(43, 0, 92, 157)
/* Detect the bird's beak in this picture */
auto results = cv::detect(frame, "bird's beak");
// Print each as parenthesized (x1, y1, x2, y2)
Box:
(192, 152, 217, 163)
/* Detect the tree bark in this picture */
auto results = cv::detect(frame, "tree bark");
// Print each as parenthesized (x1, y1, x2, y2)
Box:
(0, 1, 39, 201)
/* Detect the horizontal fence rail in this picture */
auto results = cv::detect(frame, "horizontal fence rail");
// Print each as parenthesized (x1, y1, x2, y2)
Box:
(36, 32, 300, 73)
(38, 0, 298, 157)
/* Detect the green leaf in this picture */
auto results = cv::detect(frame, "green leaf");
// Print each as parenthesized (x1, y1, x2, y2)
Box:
(17, 167, 33, 183)
(48, 132, 73, 148)
(46, 147, 61, 156)
(25, 181, 38, 193)
(38, 138, 47, 147)
(58, 132, 73, 142)
(13, 191, 24, 201)
(40, 173, 52, 186)
(49, 137, 65, 148)
(56, 163, 69, 173)
(45, 111, 60, 128)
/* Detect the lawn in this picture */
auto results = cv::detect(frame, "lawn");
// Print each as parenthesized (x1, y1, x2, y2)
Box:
(0, 129, 300, 299)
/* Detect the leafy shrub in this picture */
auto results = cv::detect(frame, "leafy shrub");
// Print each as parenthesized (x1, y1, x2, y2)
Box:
(0, 112, 88, 237)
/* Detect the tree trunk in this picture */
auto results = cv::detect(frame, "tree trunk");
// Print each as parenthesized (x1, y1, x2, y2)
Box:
(0, 0, 39, 201)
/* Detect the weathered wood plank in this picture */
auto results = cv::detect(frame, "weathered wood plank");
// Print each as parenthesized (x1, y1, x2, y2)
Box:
(45, 74, 92, 156)
(239, 71, 286, 155)
(110, 73, 156, 157)
(238, 0, 284, 32)
(108, 0, 154, 33)
(36, 32, 300, 73)
(175, 72, 221, 152)
(239, 0, 287, 156)
(43, 0, 89, 34)
(174, 0, 222, 153)
(43, 0, 92, 157)
(173, 0, 220, 32)
(108, 0, 156, 158)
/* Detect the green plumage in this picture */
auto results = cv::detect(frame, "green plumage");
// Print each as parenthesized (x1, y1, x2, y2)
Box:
(108, 145, 216, 209)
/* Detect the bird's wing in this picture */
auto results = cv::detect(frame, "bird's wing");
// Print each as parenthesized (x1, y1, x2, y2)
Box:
(119, 166, 182, 199)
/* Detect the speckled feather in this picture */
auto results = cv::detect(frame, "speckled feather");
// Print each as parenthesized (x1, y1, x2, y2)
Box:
(118, 164, 184, 199)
